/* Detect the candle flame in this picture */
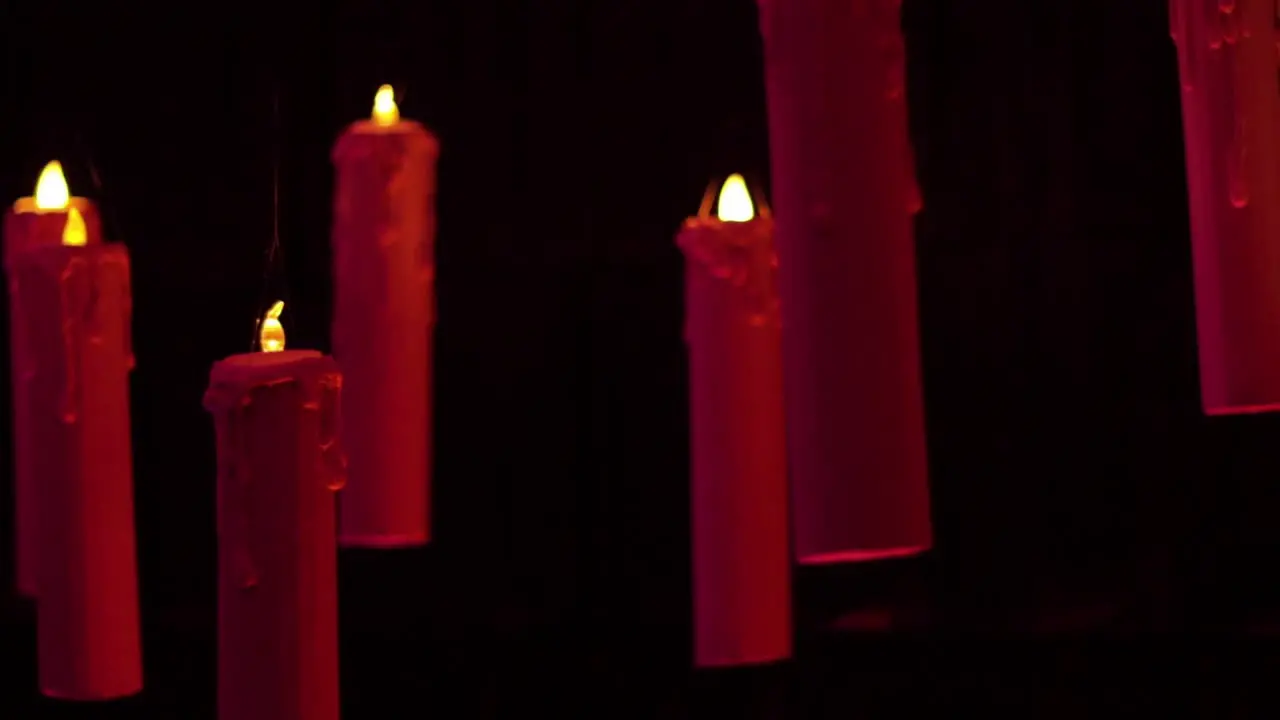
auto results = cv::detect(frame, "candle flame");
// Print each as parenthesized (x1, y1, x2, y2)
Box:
(259, 301, 286, 353)
(62, 207, 87, 246)
(34, 161, 70, 210)
(716, 174, 754, 222)
(372, 85, 400, 126)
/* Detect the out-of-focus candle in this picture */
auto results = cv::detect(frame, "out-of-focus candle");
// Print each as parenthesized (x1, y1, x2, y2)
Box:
(4, 161, 141, 698)
(758, 0, 932, 563)
(3, 161, 106, 597)
(679, 174, 791, 667)
(331, 84, 437, 547)
(206, 308, 343, 720)
(1170, 0, 1280, 414)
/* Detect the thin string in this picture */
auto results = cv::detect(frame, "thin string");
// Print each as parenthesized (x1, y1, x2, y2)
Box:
(251, 86, 288, 352)
(74, 132, 123, 243)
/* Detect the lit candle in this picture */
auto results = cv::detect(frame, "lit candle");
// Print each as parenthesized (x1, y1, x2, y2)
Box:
(205, 303, 344, 720)
(331, 84, 437, 547)
(1170, 0, 1280, 413)
(758, 0, 933, 563)
(678, 174, 791, 667)
(3, 161, 106, 597)
(4, 161, 141, 699)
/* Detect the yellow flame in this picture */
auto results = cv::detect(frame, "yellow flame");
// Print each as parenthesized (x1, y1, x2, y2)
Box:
(62, 207, 87, 246)
(259, 301, 286, 353)
(34, 161, 70, 210)
(372, 85, 400, 126)
(716, 174, 754, 222)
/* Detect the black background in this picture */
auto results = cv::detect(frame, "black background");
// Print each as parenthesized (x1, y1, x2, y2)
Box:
(3, 0, 1278, 717)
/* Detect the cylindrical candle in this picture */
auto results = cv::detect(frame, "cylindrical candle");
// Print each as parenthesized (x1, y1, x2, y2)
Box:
(10, 203, 141, 699)
(331, 86, 436, 547)
(1169, 0, 1280, 414)
(3, 161, 105, 598)
(205, 349, 344, 720)
(679, 175, 791, 667)
(758, 0, 932, 563)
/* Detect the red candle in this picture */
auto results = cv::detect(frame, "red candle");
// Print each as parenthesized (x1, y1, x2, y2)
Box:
(205, 314, 343, 720)
(680, 175, 791, 667)
(331, 85, 436, 547)
(1170, 0, 1280, 414)
(758, 0, 932, 563)
(3, 161, 105, 598)
(5, 161, 141, 699)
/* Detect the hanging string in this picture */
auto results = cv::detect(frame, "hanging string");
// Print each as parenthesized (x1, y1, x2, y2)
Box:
(251, 85, 289, 352)
(74, 132, 124, 244)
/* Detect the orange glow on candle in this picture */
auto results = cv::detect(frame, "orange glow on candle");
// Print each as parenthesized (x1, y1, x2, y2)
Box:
(259, 301, 286, 353)
(716, 174, 755, 222)
(34, 161, 70, 210)
(372, 85, 399, 126)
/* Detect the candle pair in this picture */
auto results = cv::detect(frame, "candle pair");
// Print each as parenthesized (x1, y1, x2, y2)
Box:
(4, 161, 141, 700)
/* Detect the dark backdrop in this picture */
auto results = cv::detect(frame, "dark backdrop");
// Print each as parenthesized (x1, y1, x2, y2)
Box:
(1, 0, 1275, 716)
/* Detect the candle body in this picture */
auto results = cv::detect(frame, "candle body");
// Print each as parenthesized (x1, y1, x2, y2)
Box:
(679, 215, 791, 667)
(1170, 0, 1280, 414)
(331, 119, 437, 547)
(12, 240, 140, 699)
(758, 0, 932, 563)
(3, 199, 104, 597)
(205, 351, 344, 720)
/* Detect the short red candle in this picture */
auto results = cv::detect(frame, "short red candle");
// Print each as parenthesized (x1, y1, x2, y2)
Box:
(331, 86, 436, 547)
(1170, 0, 1280, 414)
(6, 165, 141, 698)
(205, 349, 344, 720)
(758, 0, 932, 563)
(3, 162, 105, 598)
(680, 175, 791, 667)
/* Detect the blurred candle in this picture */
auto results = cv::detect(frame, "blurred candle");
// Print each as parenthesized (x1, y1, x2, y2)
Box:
(1170, 0, 1280, 413)
(4, 161, 141, 698)
(206, 306, 344, 720)
(679, 174, 791, 667)
(331, 84, 437, 547)
(758, 0, 932, 563)
(3, 161, 105, 597)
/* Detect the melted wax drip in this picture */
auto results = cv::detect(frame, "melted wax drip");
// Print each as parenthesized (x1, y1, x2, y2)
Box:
(679, 223, 781, 329)
(225, 396, 259, 590)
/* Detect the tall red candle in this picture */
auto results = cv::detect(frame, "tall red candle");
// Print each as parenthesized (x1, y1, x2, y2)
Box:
(758, 0, 932, 563)
(6, 162, 141, 699)
(331, 85, 436, 547)
(680, 175, 791, 667)
(4, 162, 105, 598)
(1170, 0, 1280, 414)
(205, 333, 344, 720)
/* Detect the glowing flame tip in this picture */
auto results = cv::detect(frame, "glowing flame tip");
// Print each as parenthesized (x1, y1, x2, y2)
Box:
(34, 161, 70, 211)
(716, 173, 755, 222)
(259, 301, 286, 353)
(372, 85, 400, 126)
(62, 207, 86, 246)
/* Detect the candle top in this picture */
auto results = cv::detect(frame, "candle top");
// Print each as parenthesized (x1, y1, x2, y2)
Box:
(11, 161, 92, 216)
(206, 350, 338, 413)
(222, 349, 322, 368)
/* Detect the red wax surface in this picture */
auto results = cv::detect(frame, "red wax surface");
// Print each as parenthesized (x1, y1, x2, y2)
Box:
(13, 241, 140, 700)
(3, 198, 103, 598)
(205, 350, 343, 720)
(331, 119, 437, 547)
(759, 0, 932, 563)
(680, 214, 791, 667)
(1170, 0, 1280, 413)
